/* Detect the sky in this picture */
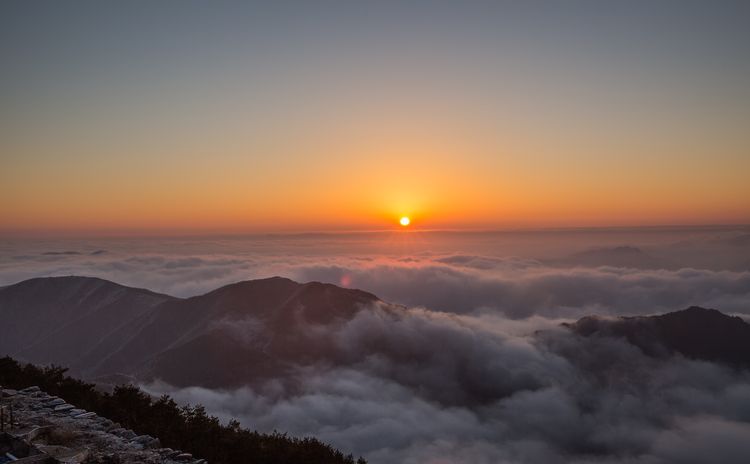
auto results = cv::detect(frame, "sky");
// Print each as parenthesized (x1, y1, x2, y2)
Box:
(1, 1, 749, 233)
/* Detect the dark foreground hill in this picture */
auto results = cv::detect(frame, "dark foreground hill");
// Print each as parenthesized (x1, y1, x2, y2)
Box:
(566, 306, 750, 367)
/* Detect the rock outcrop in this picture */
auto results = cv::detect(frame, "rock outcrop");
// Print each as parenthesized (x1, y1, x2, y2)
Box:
(0, 386, 206, 464)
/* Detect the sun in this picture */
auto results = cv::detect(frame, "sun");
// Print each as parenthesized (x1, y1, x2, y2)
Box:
(399, 216, 411, 227)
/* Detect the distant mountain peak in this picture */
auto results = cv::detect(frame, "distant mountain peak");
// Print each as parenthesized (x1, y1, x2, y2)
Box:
(202, 275, 299, 296)
(567, 306, 750, 367)
(5, 275, 172, 299)
(195, 276, 380, 312)
(671, 305, 725, 315)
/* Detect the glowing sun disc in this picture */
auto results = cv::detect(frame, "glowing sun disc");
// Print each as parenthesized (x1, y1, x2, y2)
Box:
(399, 216, 411, 227)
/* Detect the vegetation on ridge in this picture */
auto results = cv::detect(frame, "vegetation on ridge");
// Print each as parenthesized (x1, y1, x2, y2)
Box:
(0, 356, 366, 464)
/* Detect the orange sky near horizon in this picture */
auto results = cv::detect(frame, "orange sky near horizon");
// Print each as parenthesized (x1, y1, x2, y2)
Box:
(3, 134, 748, 234)
(3, 94, 749, 233)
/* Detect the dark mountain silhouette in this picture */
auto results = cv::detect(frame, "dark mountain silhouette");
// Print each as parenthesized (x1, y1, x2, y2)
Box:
(104, 277, 380, 387)
(0, 276, 381, 388)
(0, 276, 174, 373)
(4, 276, 748, 391)
(566, 306, 750, 367)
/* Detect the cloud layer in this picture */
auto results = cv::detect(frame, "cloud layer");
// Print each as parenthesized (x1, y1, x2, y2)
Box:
(294, 262, 750, 317)
(2, 230, 750, 319)
(144, 305, 750, 464)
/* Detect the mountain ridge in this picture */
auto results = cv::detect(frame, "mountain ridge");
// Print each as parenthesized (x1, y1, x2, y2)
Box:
(0, 276, 175, 372)
(0, 275, 384, 387)
(566, 305, 750, 367)
(3, 275, 748, 390)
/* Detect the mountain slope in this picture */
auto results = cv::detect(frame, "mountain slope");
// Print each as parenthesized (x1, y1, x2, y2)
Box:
(0, 276, 381, 387)
(566, 306, 750, 367)
(0, 276, 174, 374)
(116, 277, 380, 387)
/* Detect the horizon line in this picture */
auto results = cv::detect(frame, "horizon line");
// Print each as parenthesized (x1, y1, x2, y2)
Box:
(1, 222, 748, 239)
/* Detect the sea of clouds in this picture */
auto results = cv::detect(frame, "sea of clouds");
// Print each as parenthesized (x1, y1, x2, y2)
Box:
(2, 228, 750, 463)
(143, 304, 750, 464)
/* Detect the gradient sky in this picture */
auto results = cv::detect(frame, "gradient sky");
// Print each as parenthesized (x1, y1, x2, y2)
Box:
(1, 1, 749, 233)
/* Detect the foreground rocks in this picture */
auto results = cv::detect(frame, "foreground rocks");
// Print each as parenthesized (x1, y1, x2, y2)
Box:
(0, 386, 207, 464)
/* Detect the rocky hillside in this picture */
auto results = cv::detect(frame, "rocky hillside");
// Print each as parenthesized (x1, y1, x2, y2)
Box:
(1, 385, 196, 463)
